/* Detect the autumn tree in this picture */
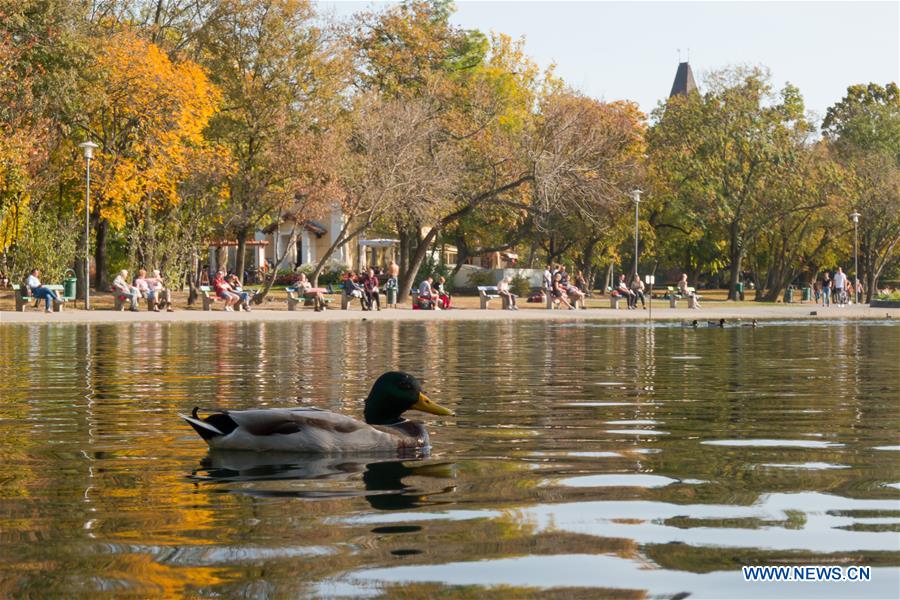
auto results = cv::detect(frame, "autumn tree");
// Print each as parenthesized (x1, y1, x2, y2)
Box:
(67, 28, 219, 288)
(744, 142, 846, 300)
(648, 67, 814, 299)
(354, 2, 551, 298)
(0, 0, 89, 282)
(198, 0, 348, 284)
(823, 83, 900, 300)
(531, 93, 646, 287)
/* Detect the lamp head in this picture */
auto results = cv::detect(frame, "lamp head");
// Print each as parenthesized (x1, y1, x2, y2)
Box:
(849, 211, 860, 224)
(631, 188, 643, 203)
(79, 141, 99, 159)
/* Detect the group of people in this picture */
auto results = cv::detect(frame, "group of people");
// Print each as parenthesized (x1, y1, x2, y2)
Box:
(612, 272, 700, 310)
(816, 267, 861, 307)
(542, 264, 588, 310)
(416, 275, 451, 310)
(614, 273, 648, 309)
(343, 264, 400, 311)
(112, 269, 175, 312)
(210, 270, 254, 311)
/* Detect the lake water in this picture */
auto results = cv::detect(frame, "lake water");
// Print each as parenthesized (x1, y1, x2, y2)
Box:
(1, 320, 898, 598)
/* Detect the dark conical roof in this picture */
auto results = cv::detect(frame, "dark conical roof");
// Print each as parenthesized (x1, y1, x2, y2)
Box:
(669, 61, 697, 97)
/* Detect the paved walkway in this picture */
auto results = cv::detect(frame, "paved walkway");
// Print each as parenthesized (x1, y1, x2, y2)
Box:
(2, 303, 895, 325)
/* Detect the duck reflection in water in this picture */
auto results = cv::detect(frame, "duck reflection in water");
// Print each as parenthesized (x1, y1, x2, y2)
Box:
(191, 450, 455, 510)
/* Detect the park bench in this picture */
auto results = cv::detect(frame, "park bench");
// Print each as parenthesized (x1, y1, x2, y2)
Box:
(667, 285, 700, 309)
(113, 291, 133, 311)
(199, 285, 221, 311)
(477, 285, 503, 309)
(546, 290, 584, 310)
(286, 287, 332, 310)
(113, 289, 163, 311)
(341, 285, 365, 310)
(609, 291, 622, 309)
(12, 284, 65, 312)
(199, 285, 251, 311)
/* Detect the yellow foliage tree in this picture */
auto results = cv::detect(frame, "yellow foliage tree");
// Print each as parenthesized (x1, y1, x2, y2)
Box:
(74, 29, 220, 287)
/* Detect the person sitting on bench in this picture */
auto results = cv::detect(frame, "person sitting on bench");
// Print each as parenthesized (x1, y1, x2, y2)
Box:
(363, 268, 381, 311)
(212, 270, 241, 311)
(228, 273, 253, 312)
(497, 277, 518, 310)
(133, 269, 158, 311)
(113, 270, 140, 311)
(551, 273, 574, 309)
(678, 273, 701, 309)
(417, 276, 437, 310)
(26, 268, 63, 313)
(344, 272, 368, 309)
(617, 274, 637, 309)
(435, 275, 451, 309)
(149, 269, 174, 312)
(631, 274, 646, 309)
(297, 273, 326, 311)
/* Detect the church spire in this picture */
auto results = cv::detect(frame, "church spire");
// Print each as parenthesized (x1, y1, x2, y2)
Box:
(669, 61, 697, 97)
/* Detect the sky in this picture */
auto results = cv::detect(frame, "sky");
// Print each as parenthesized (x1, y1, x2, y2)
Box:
(319, 1, 900, 123)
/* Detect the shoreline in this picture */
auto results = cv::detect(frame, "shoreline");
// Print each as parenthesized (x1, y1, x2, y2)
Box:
(1, 303, 896, 325)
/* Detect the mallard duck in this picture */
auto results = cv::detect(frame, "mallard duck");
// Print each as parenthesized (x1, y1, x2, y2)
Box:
(180, 372, 454, 453)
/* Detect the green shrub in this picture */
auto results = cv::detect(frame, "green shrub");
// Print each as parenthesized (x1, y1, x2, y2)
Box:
(510, 274, 531, 297)
(466, 269, 495, 287)
(875, 291, 900, 302)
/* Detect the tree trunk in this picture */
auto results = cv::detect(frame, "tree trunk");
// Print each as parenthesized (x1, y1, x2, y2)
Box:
(187, 251, 199, 305)
(450, 235, 469, 279)
(74, 225, 87, 300)
(94, 218, 109, 290)
(579, 238, 598, 296)
(398, 227, 439, 300)
(235, 229, 249, 284)
(256, 225, 300, 302)
(397, 227, 410, 283)
(727, 240, 742, 300)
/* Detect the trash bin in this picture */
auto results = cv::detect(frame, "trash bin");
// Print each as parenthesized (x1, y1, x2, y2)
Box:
(801, 287, 811, 302)
(386, 288, 397, 306)
(784, 287, 794, 303)
(63, 269, 77, 300)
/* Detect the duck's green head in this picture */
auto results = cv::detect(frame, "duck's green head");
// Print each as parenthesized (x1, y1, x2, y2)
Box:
(364, 371, 454, 425)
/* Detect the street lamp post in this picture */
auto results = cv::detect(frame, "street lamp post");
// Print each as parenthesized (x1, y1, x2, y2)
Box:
(631, 189, 642, 279)
(79, 141, 98, 310)
(850, 211, 861, 303)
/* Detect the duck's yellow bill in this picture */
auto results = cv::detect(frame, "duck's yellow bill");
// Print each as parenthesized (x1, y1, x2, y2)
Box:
(412, 393, 455, 417)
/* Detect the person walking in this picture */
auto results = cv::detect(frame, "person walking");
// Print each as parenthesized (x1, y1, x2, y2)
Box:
(833, 267, 847, 307)
(820, 272, 831, 307)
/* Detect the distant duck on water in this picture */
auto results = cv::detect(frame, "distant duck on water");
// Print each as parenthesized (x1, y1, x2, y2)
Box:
(180, 372, 454, 453)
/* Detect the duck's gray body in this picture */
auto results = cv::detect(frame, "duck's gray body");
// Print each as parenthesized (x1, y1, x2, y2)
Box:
(181, 407, 429, 453)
